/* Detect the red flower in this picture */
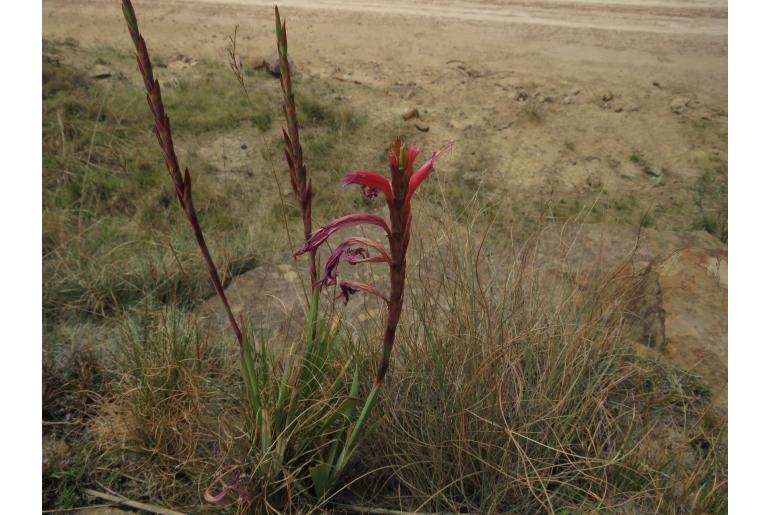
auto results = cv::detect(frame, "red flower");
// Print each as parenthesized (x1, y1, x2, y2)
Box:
(342, 140, 454, 209)
(407, 140, 453, 204)
(341, 170, 394, 203)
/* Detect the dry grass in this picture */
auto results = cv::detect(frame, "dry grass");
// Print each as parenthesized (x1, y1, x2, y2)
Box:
(79, 216, 726, 513)
(325, 212, 726, 513)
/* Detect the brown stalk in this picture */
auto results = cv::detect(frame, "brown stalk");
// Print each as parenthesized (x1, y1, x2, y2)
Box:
(275, 7, 318, 287)
(121, 0, 243, 348)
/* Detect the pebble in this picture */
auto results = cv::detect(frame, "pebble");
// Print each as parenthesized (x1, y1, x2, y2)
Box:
(90, 64, 112, 80)
(645, 164, 664, 178)
(513, 89, 529, 101)
(415, 122, 430, 132)
(670, 96, 690, 114)
(402, 107, 419, 120)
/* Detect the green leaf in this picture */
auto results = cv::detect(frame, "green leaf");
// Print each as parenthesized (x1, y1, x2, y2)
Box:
(310, 462, 332, 498)
(240, 341, 260, 416)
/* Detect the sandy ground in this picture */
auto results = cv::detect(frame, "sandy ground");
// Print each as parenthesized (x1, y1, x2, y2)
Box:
(43, 0, 728, 227)
(43, 0, 727, 98)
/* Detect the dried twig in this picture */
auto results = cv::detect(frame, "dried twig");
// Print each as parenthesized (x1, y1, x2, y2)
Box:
(83, 489, 186, 515)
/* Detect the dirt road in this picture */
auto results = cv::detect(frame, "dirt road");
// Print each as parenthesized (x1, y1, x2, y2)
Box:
(43, 0, 726, 97)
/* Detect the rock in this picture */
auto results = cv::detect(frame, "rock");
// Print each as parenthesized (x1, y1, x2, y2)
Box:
(531, 223, 727, 407)
(645, 164, 664, 178)
(571, 88, 581, 96)
(240, 143, 247, 150)
(601, 90, 614, 102)
(415, 122, 430, 132)
(402, 107, 419, 120)
(543, 95, 557, 103)
(255, 50, 295, 77)
(513, 89, 529, 101)
(197, 264, 307, 356)
(626, 102, 640, 112)
(613, 104, 624, 113)
(562, 95, 575, 105)
(656, 247, 728, 406)
(90, 64, 112, 80)
(670, 96, 690, 114)
(652, 80, 662, 88)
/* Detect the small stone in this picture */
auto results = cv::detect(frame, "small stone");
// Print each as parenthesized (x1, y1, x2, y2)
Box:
(614, 104, 624, 113)
(90, 64, 112, 80)
(626, 102, 640, 112)
(572, 88, 581, 95)
(652, 80, 662, 88)
(645, 164, 663, 178)
(543, 95, 557, 103)
(563, 95, 575, 105)
(514, 89, 529, 101)
(670, 96, 690, 114)
(257, 50, 295, 77)
(415, 122, 430, 132)
(601, 91, 614, 102)
(240, 143, 247, 150)
(402, 107, 419, 120)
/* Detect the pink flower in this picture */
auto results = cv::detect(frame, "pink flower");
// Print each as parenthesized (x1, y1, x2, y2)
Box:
(293, 213, 391, 258)
(319, 237, 391, 287)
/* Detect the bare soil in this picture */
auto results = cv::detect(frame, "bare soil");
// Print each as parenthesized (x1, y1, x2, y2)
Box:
(43, 0, 727, 229)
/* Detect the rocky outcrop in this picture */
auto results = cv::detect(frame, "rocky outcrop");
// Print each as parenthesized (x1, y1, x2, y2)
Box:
(533, 223, 727, 406)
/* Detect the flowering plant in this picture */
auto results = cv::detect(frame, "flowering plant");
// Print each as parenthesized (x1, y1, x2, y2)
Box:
(296, 138, 453, 386)
(122, 0, 451, 504)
